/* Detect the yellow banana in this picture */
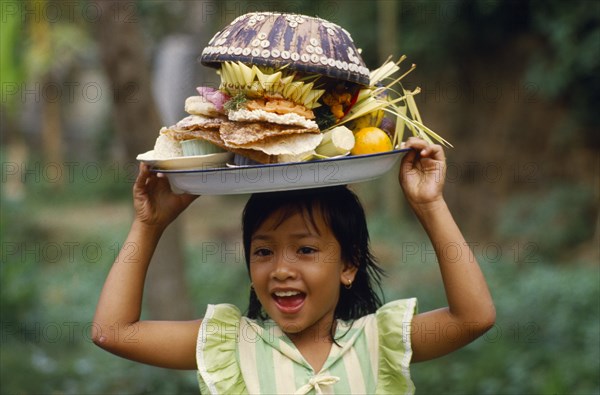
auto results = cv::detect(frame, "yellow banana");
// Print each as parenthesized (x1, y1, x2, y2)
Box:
(353, 109, 384, 130)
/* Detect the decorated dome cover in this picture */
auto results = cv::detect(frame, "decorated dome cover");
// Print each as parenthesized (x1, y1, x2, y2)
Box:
(200, 12, 370, 85)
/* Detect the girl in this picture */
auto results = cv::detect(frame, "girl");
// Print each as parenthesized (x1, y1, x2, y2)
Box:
(92, 137, 495, 394)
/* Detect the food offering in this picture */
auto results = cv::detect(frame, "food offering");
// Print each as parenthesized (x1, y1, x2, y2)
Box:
(137, 12, 450, 193)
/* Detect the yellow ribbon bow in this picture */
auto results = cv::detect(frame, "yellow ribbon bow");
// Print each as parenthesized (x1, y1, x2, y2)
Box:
(294, 374, 340, 394)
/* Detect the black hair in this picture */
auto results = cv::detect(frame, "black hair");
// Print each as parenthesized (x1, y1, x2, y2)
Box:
(242, 185, 385, 323)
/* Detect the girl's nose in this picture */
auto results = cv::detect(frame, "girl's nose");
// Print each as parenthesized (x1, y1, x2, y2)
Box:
(271, 253, 297, 281)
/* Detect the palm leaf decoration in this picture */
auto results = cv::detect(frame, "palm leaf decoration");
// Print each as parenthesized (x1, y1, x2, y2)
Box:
(326, 56, 453, 148)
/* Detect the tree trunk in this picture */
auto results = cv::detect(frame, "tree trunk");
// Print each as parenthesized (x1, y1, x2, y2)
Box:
(377, 0, 402, 218)
(93, 0, 193, 320)
(41, 75, 63, 174)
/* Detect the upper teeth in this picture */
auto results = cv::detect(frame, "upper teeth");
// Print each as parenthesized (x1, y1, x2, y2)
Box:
(274, 291, 300, 297)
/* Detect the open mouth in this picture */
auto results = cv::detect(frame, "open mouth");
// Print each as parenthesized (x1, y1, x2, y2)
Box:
(272, 290, 306, 314)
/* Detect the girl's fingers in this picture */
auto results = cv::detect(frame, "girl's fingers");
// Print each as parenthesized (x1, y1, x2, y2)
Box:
(400, 148, 417, 173)
(145, 171, 160, 191)
(421, 143, 445, 162)
(134, 163, 151, 191)
(136, 162, 198, 211)
(404, 137, 445, 162)
(404, 136, 428, 149)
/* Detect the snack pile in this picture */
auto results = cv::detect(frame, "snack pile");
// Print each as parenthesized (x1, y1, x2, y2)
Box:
(140, 12, 450, 168)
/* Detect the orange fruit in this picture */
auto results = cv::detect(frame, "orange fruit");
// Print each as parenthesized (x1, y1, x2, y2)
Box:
(351, 127, 393, 155)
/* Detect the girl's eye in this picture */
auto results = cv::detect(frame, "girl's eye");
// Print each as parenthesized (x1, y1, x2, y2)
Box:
(253, 248, 272, 257)
(298, 246, 317, 255)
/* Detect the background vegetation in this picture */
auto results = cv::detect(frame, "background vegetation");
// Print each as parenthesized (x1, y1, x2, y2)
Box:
(1, 0, 598, 394)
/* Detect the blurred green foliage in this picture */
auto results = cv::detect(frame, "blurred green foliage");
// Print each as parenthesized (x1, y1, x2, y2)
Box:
(0, 0, 25, 115)
(409, 263, 599, 395)
(392, 0, 600, 134)
(497, 184, 597, 260)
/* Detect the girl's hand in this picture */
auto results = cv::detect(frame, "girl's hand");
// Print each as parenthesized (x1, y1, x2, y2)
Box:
(133, 163, 198, 230)
(399, 137, 446, 208)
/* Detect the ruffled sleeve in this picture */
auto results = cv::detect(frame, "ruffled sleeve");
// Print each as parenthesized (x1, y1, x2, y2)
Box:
(375, 298, 418, 395)
(196, 304, 247, 394)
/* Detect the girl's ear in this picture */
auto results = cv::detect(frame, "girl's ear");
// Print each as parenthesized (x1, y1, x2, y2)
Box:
(340, 263, 358, 286)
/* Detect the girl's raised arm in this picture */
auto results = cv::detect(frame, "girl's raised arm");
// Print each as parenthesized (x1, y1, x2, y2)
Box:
(91, 164, 201, 369)
(399, 138, 496, 362)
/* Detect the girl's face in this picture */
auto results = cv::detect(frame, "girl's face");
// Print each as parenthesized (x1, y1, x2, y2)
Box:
(249, 207, 357, 340)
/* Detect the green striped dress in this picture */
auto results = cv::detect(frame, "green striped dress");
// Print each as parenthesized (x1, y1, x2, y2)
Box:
(196, 299, 417, 394)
